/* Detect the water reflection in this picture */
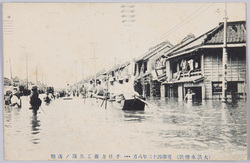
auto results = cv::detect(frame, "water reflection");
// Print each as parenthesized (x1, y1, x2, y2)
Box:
(4, 96, 247, 159)
(30, 115, 41, 144)
(123, 110, 146, 122)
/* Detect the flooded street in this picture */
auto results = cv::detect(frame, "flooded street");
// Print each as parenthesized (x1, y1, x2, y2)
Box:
(4, 95, 247, 160)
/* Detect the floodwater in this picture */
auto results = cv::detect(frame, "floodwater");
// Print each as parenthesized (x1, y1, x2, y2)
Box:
(4, 95, 247, 160)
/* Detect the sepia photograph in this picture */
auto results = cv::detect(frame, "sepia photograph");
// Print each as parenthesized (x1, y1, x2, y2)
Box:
(2, 2, 247, 161)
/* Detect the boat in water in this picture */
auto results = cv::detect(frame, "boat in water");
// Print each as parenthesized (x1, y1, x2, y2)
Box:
(110, 94, 145, 111)
(122, 97, 145, 111)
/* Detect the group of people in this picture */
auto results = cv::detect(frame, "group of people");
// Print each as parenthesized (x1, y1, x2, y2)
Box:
(79, 75, 141, 102)
(5, 87, 22, 108)
(80, 80, 106, 99)
(5, 85, 42, 115)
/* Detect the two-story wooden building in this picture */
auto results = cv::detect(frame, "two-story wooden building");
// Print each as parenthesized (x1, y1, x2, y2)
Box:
(162, 21, 246, 101)
(134, 41, 173, 97)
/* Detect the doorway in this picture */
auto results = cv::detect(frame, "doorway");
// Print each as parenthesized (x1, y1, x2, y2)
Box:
(185, 86, 202, 102)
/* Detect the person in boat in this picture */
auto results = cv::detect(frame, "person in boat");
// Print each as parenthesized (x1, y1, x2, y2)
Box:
(108, 79, 116, 101)
(113, 75, 139, 102)
(122, 75, 139, 99)
(10, 87, 22, 108)
(80, 84, 87, 98)
(95, 80, 104, 97)
(44, 92, 51, 103)
(46, 87, 55, 99)
(112, 79, 126, 102)
(30, 86, 42, 115)
(66, 84, 71, 97)
(134, 79, 143, 96)
(87, 80, 95, 98)
(184, 89, 195, 102)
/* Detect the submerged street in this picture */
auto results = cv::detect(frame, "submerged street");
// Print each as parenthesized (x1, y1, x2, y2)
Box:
(4, 96, 247, 160)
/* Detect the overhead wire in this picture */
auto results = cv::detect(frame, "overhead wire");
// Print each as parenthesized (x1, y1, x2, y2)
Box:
(150, 3, 215, 46)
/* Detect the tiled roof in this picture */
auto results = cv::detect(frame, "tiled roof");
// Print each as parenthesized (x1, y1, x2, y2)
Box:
(204, 21, 246, 44)
(164, 34, 197, 57)
(164, 21, 246, 59)
(136, 40, 173, 61)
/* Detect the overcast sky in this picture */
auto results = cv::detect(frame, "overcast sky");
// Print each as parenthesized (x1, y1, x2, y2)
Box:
(3, 3, 246, 89)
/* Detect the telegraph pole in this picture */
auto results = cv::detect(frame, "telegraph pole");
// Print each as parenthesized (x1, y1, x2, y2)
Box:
(222, 3, 228, 102)
(121, 4, 136, 52)
(90, 42, 97, 86)
(9, 58, 13, 84)
(82, 54, 84, 84)
(26, 54, 29, 90)
(81, 55, 86, 84)
(36, 66, 38, 85)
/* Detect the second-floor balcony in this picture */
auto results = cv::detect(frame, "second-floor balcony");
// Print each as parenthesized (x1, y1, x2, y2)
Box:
(166, 68, 204, 84)
(173, 68, 201, 79)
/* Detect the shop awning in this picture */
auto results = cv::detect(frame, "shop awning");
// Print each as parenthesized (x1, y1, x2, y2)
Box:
(163, 75, 204, 84)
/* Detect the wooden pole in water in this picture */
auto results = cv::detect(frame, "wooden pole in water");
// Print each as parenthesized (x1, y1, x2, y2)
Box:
(105, 73, 109, 109)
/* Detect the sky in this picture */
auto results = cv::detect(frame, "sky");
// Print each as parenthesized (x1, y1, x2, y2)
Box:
(3, 3, 246, 89)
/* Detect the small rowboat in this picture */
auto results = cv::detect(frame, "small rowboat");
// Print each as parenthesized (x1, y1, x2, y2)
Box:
(123, 98, 145, 111)
(111, 96, 145, 111)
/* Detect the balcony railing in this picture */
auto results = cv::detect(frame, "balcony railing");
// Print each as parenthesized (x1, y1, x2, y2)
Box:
(173, 69, 201, 80)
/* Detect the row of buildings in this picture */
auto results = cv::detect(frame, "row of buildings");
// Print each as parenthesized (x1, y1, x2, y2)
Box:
(86, 21, 247, 101)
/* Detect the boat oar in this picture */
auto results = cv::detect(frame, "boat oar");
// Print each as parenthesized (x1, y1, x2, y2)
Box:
(100, 99, 105, 107)
(134, 96, 159, 110)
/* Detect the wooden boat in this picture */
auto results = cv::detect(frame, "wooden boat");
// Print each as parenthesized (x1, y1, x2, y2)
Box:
(110, 96, 145, 111)
(122, 97, 145, 111)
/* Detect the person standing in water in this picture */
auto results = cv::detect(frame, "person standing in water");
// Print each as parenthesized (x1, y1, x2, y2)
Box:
(30, 86, 42, 115)
(10, 87, 22, 108)
(184, 89, 195, 102)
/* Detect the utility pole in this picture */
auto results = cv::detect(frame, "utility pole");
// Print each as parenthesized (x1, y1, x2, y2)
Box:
(75, 61, 78, 83)
(90, 42, 97, 86)
(42, 72, 44, 92)
(222, 3, 228, 102)
(9, 58, 13, 85)
(121, 4, 136, 53)
(82, 54, 83, 84)
(26, 54, 29, 90)
(81, 55, 86, 84)
(36, 66, 38, 85)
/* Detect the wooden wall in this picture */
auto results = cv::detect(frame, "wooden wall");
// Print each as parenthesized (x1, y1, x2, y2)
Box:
(227, 48, 246, 82)
(203, 47, 246, 99)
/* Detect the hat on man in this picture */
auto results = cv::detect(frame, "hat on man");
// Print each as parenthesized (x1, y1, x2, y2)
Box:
(12, 87, 18, 95)
(31, 86, 38, 91)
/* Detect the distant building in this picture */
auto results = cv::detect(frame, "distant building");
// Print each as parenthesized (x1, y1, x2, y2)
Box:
(135, 40, 173, 97)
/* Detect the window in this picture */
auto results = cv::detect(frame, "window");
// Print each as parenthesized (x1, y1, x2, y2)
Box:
(212, 82, 222, 95)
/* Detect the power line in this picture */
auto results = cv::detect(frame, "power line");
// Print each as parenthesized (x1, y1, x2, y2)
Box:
(159, 3, 208, 40)
(150, 3, 215, 46)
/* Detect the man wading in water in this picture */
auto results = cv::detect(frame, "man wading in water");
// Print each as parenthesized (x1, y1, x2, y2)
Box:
(10, 87, 22, 108)
(30, 86, 42, 115)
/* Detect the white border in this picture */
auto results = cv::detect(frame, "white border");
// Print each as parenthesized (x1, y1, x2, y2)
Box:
(0, 0, 249, 163)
